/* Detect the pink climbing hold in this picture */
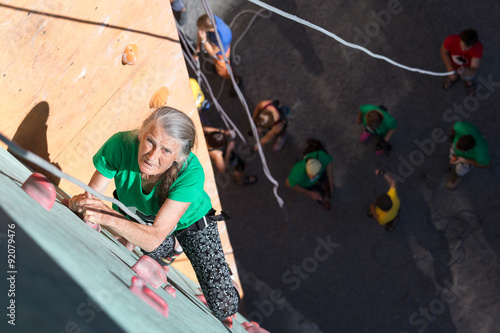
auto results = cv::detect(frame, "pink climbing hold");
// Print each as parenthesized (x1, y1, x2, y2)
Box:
(242, 321, 271, 333)
(130, 276, 169, 318)
(85, 220, 102, 232)
(131, 255, 167, 289)
(222, 315, 233, 328)
(21, 173, 56, 210)
(164, 284, 176, 298)
(162, 265, 170, 274)
(195, 293, 207, 306)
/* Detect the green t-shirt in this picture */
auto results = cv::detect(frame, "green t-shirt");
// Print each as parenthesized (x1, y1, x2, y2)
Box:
(452, 122, 490, 166)
(287, 150, 333, 188)
(360, 104, 398, 136)
(93, 131, 212, 231)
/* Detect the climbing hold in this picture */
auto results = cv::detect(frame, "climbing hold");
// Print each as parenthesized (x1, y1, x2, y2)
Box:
(130, 276, 169, 318)
(222, 315, 233, 328)
(85, 220, 101, 232)
(162, 265, 170, 275)
(164, 284, 176, 298)
(242, 321, 271, 333)
(149, 86, 170, 109)
(21, 173, 56, 211)
(131, 255, 167, 289)
(122, 44, 138, 65)
(195, 293, 208, 306)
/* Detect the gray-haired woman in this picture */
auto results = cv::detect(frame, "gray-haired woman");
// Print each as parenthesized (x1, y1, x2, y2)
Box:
(68, 107, 239, 320)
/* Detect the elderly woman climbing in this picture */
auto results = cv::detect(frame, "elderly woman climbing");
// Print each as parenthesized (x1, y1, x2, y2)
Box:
(68, 107, 239, 320)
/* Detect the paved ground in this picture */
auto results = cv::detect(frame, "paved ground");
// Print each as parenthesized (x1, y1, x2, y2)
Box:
(182, 0, 500, 332)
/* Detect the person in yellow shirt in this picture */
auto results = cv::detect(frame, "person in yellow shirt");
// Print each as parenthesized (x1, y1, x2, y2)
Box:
(368, 169, 400, 231)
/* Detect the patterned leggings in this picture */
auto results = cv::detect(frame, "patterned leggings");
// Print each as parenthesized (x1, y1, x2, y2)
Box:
(145, 220, 240, 320)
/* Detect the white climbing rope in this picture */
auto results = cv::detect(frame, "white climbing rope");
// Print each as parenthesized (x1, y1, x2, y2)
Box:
(246, 0, 454, 76)
(228, 8, 272, 66)
(0, 133, 148, 225)
(200, 0, 285, 208)
(176, 26, 247, 143)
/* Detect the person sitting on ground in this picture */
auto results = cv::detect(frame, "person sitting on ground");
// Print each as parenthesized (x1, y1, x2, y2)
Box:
(204, 126, 257, 186)
(67, 107, 239, 321)
(285, 139, 334, 211)
(194, 14, 242, 94)
(446, 121, 490, 189)
(356, 104, 397, 156)
(441, 29, 483, 96)
(368, 169, 400, 232)
(252, 99, 289, 151)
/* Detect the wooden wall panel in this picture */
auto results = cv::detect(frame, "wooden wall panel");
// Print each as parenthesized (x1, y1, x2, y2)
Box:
(0, 0, 240, 295)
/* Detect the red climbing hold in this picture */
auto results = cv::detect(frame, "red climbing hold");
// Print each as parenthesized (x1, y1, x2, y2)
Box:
(21, 173, 56, 210)
(131, 255, 167, 289)
(130, 276, 169, 318)
(164, 284, 176, 298)
(242, 321, 271, 333)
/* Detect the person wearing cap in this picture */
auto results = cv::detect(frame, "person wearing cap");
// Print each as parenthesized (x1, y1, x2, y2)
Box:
(356, 104, 397, 156)
(368, 169, 400, 232)
(285, 139, 334, 210)
(252, 99, 288, 151)
(447, 121, 490, 189)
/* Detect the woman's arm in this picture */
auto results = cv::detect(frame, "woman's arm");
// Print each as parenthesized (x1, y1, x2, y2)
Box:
(68, 170, 111, 211)
(326, 162, 334, 193)
(356, 110, 363, 124)
(81, 198, 190, 252)
(440, 44, 458, 80)
(209, 150, 227, 173)
(285, 179, 322, 201)
(384, 129, 395, 142)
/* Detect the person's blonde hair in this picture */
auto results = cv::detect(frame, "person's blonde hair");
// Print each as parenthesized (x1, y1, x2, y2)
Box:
(139, 107, 196, 205)
(197, 14, 213, 30)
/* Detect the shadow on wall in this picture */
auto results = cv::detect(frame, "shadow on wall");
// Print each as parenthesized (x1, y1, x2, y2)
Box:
(9, 101, 62, 186)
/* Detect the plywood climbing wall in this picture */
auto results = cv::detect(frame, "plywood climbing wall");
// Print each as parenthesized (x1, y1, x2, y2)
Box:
(0, 0, 240, 295)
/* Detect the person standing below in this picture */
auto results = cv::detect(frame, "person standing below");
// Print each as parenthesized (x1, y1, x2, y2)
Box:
(68, 107, 239, 321)
(286, 139, 334, 211)
(204, 126, 257, 185)
(356, 104, 397, 156)
(368, 170, 400, 232)
(447, 121, 490, 189)
(252, 99, 289, 151)
(170, 0, 187, 26)
(441, 29, 483, 96)
(194, 14, 242, 93)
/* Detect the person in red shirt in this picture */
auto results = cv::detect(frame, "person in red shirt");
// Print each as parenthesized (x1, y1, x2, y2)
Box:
(440, 29, 483, 96)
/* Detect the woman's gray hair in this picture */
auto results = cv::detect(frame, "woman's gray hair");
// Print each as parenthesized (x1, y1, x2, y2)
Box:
(139, 107, 197, 205)
(139, 106, 196, 163)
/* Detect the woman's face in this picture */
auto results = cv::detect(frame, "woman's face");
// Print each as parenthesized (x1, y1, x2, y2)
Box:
(138, 124, 182, 176)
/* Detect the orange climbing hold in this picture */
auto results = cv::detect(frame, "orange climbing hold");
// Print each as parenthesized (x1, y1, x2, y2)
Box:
(149, 86, 170, 108)
(21, 173, 56, 211)
(122, 44, 138, 65)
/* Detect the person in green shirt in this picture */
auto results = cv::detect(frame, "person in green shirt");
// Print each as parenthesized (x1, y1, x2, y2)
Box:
(447, 121, 490, 189)
(286, 139, 334, 211)
(356, 104, 398, 156)
(67, 107, 239, 320)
